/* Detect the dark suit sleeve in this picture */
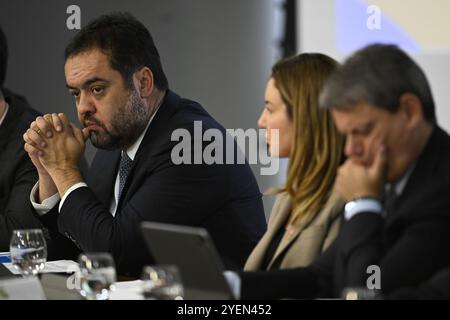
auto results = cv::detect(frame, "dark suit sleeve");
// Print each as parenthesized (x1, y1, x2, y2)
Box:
(336, 211, 450, 294)
(0, 154, 41, 250)
(36, 206, 81, 261)
(240, 239, 338, 299)
(387, 266, 450, 299)
(58, 159, 235, 276)
(240, 267, 320, 300)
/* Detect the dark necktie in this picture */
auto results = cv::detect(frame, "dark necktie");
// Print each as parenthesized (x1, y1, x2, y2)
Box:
(383, 184, 397, 216)
(118, 151, 133, 201)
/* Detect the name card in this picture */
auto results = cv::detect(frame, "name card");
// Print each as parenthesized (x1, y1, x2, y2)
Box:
(0, 277, 46, 300)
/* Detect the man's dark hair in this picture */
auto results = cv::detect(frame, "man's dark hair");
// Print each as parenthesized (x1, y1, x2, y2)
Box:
(319, 44, 436, 123)
(0, 25, 8, 89)
(65, 12, 168, 91)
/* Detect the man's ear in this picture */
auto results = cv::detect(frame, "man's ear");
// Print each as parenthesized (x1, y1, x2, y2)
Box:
(135, 67, 154, 98)
(398, 93, 424, 129)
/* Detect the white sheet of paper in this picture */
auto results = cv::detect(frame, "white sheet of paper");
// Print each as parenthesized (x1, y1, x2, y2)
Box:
(109, 280, 144, 300)
(3, 260, 79, 275)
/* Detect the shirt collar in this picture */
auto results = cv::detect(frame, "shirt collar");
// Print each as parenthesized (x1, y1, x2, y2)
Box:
(123, 104, 161, 160)
(385, 163, 416, 197)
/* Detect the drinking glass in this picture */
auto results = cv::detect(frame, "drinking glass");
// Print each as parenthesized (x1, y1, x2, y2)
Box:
(77, 252, 116, 300)
(341, 287, 382, 300)
(141, 265, 184, 300)
(9, 229, 47, 276)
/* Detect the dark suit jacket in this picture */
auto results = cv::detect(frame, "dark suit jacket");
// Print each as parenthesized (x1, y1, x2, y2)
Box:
(39, 90, 266, 276)
(0, 89, 42, 250)
(387, 266, 450, 299)
(241, 126, 450, 299)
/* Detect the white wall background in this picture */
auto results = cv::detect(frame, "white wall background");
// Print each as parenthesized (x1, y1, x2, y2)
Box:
(298, 0, 450, 132)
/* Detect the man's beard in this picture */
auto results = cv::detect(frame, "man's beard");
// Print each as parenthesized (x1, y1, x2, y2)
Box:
(86, 89, 151, 150)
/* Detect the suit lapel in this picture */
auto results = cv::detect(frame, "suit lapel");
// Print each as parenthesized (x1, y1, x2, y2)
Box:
(385, 126, 442, 229)
(267, 192, 343, 269)
(265, 195, 292, 250)
(88, 149, 121, 208)
(243, 194, 292, 270)
(115, 90, 181, 213)
(267, 201, 317, 269)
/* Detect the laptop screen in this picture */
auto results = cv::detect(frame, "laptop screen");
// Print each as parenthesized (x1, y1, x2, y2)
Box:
(141, 221, 234, 300)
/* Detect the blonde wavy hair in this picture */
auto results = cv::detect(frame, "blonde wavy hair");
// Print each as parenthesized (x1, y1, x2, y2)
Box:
(271, 53, 344, 226)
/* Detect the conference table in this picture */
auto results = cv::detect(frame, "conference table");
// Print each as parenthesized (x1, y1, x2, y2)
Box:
(0, 261, 144, 300)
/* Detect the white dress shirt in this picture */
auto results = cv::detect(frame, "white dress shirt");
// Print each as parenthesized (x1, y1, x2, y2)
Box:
(31, 106, 160, 217)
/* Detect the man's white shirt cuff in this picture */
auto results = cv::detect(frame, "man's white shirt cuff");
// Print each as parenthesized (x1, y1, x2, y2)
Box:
(344, 198, 383, 221)
(223, 270, 241, 300)
(58, 182, 88, 212)
(30, 182, 60, 216)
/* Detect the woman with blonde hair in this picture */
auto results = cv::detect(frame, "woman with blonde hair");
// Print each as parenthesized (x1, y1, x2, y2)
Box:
(244, 53, 344, 271)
